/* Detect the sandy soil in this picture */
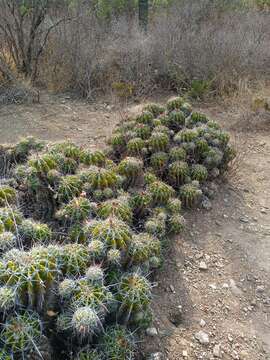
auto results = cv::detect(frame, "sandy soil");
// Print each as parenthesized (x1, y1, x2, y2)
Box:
(0, 93, 269, 360)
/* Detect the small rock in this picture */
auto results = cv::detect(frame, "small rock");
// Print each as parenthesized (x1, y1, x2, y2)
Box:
(148, 352, 163, 360)
(232, 350, 239, 359)
(239, 350, 249, 359)
(239, 216, 249, 223)
(183, 350, 188, 358)
(222, 283, 229, 289)
(261, 208, 267, 214)
(228, 335, 233, 343)
(230, 279, 243, 297)
(146, 327, 158, 337)
(200, 319, 206, 327)
(213, 344, 221, 357)
(195, 331, 209, 345)
(256, 285, 265, 293)
(199, 261, 208, 270)
(170, 306, 183, 326)
(170, 285, 175, 293)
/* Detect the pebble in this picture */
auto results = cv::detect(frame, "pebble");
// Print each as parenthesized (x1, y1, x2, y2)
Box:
(213, 344, 221, 357)
(200, 319, 206, 327)
(170, 285, 175, 293)
(146, 327, 158, 337)
(256, 285, 265, 293)
(199, 261, 208, 270)
(183, 350, 188, 357)
(148, 352, 163, 360)
(195, 331, 210, 345)
(230, 279, 243, 297)
(239, 350, 249, 359)
(202, 197, 212, 210)
(239, 216, 249, 223)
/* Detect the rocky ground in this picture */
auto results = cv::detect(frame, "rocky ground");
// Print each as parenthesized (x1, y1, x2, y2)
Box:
(0, 92, 269, 360)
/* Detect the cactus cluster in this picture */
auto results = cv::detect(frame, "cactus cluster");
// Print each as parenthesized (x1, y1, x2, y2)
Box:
(0, 98, 235, 358)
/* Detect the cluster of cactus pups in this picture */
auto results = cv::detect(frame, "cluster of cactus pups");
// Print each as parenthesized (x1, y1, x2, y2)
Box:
(0, 97, 235, 359)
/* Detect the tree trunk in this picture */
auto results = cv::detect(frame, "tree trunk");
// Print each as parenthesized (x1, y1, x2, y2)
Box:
(139, 0, 149, 32)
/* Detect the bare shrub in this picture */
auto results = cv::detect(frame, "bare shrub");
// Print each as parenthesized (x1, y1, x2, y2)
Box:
(38, 1, 270, 99)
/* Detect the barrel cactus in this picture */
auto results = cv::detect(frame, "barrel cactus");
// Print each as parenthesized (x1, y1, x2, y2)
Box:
(168, 214, 185, 234)
(57, 175, 83, 202)
(174, 129, 198, 144)
(0, 232, 16, 253)
(168, 161, 189, 186)
(127, 138, 145, 157)
(128, 233, 160, 265)
(169, 146, 187, 162)
(129, 191, 151, 217)
(1, 312, 43, 357)
(135, 111, 154, 126)
(89, 217, 132, 250)
(148, 132, 169, 152)
(167, 198, 182, 214)
(167, 97, 184, 112)
(97, 198, 132, 224)
(167, 111, 185, 131)
(61, 244, 90, 277)
(81, 150, 106, 167)
(134, 124, 152, 140)
(148, 180, 175, 205)
(117, 157, 143, 186)
(179, 182, 203, 208)
(72, 306, 103, 341)
(150, 152, 168, 175)
(191, 164, 208, 182)
(0, 186, 16, 206)
(18, 219, 52, 244)
(0, 286, 16, 313)
(0, 207, 22, 232)
(56, 196, 91, 223)
(144, 103, 165, 117)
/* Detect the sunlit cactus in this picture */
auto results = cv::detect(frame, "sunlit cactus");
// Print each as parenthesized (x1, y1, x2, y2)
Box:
(97, 198, 132, 224)
(47, 169, 62, 185)
(108, 132, 126, 155)
(143, 171, 158, 185)
(168, 214, 185, 234)
(167, 110, 185, 131)
(1, 312, 43, 356)
(0, 232, 16, 253)
(216, 130, 230, 147)
(150, 152, 168, 175)
(0, 207, 23, 232)
(135, 111, 154, 126)
(18, 219, 52, 244)
(90, 217, 132, 250)
(49, 142, 81, 163)
(61, 244, 90, 276)
(69, 224, 88, 243)
(148, 132, 169, 152)
(12, 136, 44, 161)
(58, 278, 77, 300)
(174, 129, 198, 144)
(129, 191, 151, 217)
(85, 265, 104, 285)
(127, 137, 145, 157)
(0, 186, 16, 206)
(88, 240, 106, 261)
(167, 97, 185, 112)
(145, 215, 166, 238)
(179, 182, 203, 208)
(81, 150, 106, 167)
(57, 175, 83, 202)
(191, 164, 208, 182)
(0, 247, 59, 310)
(128, 233, 160, 265)
(180, 102, 192, 117)
(167, 198, 182, 214)
(107, 248, 122, 266)
(117, 272, 151, 318)
(168, 148, 184, 164)
(117, 157, 143, 186)
(72, 278, 113, 311)
(189, 111, 209, 126)
(83, 166, 118, 191)
(72, 306, 103, 340)
(152, 125, 171, 136)
(152, 118, 162, 127)
(134, 123, 152, 140)
(148, 180, 175, 204)
(168, 161, 189, 186)
(28, 153, 58, 174)
(144, 103, 165, 117)
(0, 286, 16, 313)
(99, 325, 135, 360)
(56, 196, 91, 223)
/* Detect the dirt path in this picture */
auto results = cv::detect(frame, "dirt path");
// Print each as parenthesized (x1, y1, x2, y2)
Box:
(0, 94, 269, 360)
